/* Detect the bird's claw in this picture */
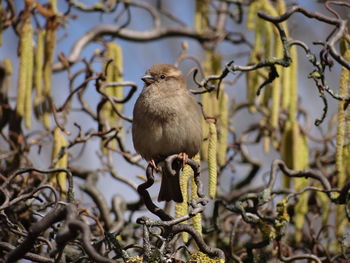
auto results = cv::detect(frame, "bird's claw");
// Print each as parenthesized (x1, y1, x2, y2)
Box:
(177, 152, 189, 168)
(149, 159, 158, 171)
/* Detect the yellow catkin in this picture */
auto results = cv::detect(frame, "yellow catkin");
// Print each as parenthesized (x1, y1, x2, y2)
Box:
(246, 0, 275, 111)
(280, 120, 293, 173)
(276, 0, 287, 26)
(194, 0, 209, 33)
(339, 38, 348, 55)
(276, 0, 292, 110)
(246, 59, 259, 113)
(200, 51, 221, 160)
(336, 49, 350, 185)
(200, 57, 212, 161)
(262, 19, 273, 60)
(200, 95, 210, 160)
(281, 119, 310, 240)
(292, 123, 309, 242)
(261, 21, 273, 106)
(335, 49, 350, 236)
(261, 0, 282, 128)
(317, 191, 330, 224)
(35, 30, 45, 104)
(270, 36, 283, 129)
(51, 127, 62, 185)
(191, 154, 202, 235)
(246, 1, 259, 30)
(106, 42, 124, 116)
(175, 164, 191, 243)
(43, 24, 56, 129)
(24, 25, 34, 129)
(281, 65, 291, 110)
(208, 122, 218, 199)
(343, 147, 350, 187)
(251, 15, 263, 106)
(262, 0, 279, 17)
(16, 18, 33, 117)
(113, 43, 124, 113)
(51, 128, 68, 193)
(207, 51, 221, 116)
(102, 43, 115, 129)
(101, 42, 124, 152)
(217, 91, 229, 166)
(57, 131, 68, 192)
(288, 46, 298, 122)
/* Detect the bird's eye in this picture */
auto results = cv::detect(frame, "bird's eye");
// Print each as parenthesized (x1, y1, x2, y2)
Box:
(160, 74, 166, 79)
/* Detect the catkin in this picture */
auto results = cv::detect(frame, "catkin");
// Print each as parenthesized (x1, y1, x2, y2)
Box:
(16, 18, 33, 118)
(270, 34, 283, 129)
(114, 43, 124, 113)
(3, 58, 12, 89)
(277, 0, 291, 110)
(24, 26, 34, 129)
(246, 1, 258, 30)
(101, 42, 124, 152)
(200, 100, 209, 160)
(246, 60, 259, 113)
(217, 91, 229, 166)
(336, 49, 350, 186)
(104, 42, 124, 118)
(250, 16, 263, 109)
(335, 49, 350, 236)
(246, 0, 275, 111)
(201, 51, 221, 159)
(42, 25, 56, 129)
(51, 128, 68, 193)
(208, 121, 218, 199)
(281, 119, 309, 242)
(292, 122, 309, 242)
(34, 31, 45, 104)
(261, 0, 282, 128)
(175, 164, 191, 242)
(261, 21, 273, 106)
(42, 0, 58, 129)
(288, 46, 298, 122)
(317, 191, 330, 224)
(191, 154, 202, 235)
(194, 0, 209, 33)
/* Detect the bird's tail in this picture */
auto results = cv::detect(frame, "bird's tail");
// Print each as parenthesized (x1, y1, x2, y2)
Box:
(158, 163, 183, 203)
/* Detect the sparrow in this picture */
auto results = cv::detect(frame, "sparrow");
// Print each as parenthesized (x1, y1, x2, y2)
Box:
(132, 64, 202, 202)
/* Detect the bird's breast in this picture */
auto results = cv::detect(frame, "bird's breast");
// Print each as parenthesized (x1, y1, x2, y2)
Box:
(132, 87, 202, 160)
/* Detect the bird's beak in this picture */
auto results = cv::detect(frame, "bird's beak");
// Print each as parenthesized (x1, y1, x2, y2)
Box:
(141, 74, 155, 85)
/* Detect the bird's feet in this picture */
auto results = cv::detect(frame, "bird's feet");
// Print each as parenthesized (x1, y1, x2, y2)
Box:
(149, 159, 159, 171)
(177, 152, 189, 168)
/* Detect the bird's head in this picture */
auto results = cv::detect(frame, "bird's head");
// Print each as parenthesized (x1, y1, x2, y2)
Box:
(141, 64, 184, 86)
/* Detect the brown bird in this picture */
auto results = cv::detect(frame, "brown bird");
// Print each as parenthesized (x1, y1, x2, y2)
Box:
(132, 64, 202, 202)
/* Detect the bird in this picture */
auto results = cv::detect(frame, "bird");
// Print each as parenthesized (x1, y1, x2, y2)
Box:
(132, 64, 202, 202)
